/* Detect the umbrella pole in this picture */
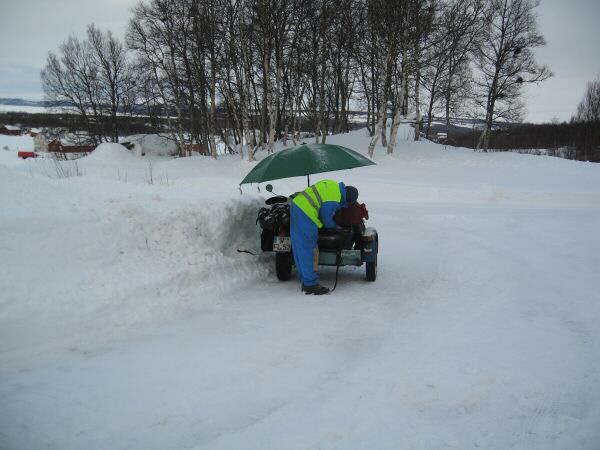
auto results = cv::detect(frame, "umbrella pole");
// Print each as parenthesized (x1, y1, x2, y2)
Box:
(307, 174, 310, 186)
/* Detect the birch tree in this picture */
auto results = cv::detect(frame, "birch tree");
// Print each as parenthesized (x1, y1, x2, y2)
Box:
(409, 0, 435, 141)
(473, 0, 551, 151)
(366, 0, 405, 157)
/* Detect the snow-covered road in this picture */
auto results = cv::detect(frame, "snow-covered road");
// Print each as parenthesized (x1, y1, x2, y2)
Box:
(1, 129, 600, 449)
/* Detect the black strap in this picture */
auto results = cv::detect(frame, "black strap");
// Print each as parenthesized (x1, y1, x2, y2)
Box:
(237, 249, 257, 256)
(330, 250, 341, 292)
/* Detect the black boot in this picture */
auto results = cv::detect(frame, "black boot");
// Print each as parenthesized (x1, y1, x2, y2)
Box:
(302, 284, 330, 295)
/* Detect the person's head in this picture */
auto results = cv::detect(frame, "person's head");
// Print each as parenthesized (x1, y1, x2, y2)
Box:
(345, 185, 359, 204)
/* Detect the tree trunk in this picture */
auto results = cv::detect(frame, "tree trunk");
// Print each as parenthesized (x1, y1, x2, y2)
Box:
(368, 46, 394, 157)
(425, 83, 436, 139)
(414, 65, 421, 141)
(368, 102, 386, 157)
(445, 89, 451, 141)
(267, 51, 282, 153)
(243, 72, 255, 161)
(477, 87, 496, 152)
(319, 66, 327, 144)
(314, 85, 321, 144)
(388, 104, 403, 154)
(291, 98, 297, 146)
(402, 79, 409, 116)
(209, 65, 218, 159)
(387, 74, 405, 155)
(267, 77, 276, 153)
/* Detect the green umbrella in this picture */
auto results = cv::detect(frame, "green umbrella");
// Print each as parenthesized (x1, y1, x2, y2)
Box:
(240, 143, 375, 186)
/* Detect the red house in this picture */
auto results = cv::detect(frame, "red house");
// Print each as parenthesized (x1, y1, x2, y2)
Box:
(0, 125, 22, 136)
(182, 143, 209, 155)
(48, 139, 63, 152)
(47, 139, 95, 154)
(61, 145, 96, 153)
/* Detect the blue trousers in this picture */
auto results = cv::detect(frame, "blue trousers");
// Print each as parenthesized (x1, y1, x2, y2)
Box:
(290, 203, 319, 286)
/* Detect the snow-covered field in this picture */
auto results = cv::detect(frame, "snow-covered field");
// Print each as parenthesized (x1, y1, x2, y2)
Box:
(0, 133, 34, 152)
(1, 125, 599, 449)
(0, 104, 49, 114)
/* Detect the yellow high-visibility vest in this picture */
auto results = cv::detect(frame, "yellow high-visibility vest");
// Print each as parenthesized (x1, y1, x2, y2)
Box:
(292, 180, 342, 228)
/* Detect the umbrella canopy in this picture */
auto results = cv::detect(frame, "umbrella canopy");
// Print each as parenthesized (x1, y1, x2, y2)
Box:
(240, 143, 375, 185)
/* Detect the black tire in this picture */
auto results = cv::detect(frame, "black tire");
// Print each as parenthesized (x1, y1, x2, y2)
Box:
(276, 252, 293, 281)
(365, 235, 378, 282)
(366, 259, 377, 281)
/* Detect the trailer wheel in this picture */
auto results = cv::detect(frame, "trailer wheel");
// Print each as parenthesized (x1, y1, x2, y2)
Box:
(276, 252, 293, 281)
(366, 258, 377, 281)
(365, 235, 378, 282)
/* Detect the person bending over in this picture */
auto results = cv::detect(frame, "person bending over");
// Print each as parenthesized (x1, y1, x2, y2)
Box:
(290, 180, 359, 295)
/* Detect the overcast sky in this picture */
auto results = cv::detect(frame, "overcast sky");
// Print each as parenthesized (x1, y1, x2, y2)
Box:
(0, 0, 598, 123)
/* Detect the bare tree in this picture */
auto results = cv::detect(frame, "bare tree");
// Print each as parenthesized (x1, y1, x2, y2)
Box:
(87, 25, 135, 142)
(473, 0, 551, 151)
(443, 0, 481, 139)
(574, 75, 600, 122)
(128, 0, 197, 156)
(409, 0, 436, 141)
(571, 74, 600, 161)
(41, 25, 134, 144)
(41, 36, 102, 144)
(364, 0, 407, 157)
(40, 0, 558, 164)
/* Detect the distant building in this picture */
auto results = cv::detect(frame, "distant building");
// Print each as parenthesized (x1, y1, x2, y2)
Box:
(60, 145, 95, 153)
(47, 139, 95, 156)
(182, 143, 209, 155)
(426, 130, 448, 143)
(26, 128, 42, 137)
(48, 139, 63, 152)
(33, 133, 49, 152)
(0, 124, 22, 136)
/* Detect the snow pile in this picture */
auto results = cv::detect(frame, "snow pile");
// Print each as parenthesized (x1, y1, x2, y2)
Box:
(0, 167, 269, 344)
(121, 133, 178, 157)
(85, 142, 136, 163)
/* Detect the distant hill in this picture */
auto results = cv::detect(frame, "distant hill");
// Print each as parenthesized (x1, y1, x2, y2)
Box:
(0, 98, 144, 113)
(0, 98, 64, 108)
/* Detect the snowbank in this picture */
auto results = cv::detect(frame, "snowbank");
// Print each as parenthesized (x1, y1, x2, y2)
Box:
(0, 169, 268, 340)
(85, 142, 137, 163)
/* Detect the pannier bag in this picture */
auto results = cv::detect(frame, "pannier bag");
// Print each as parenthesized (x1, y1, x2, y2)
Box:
(257, 203, 291, 252)
(257, 207, 274, 230)
(256, 203, 290, 230)
(261, 229, 274, 251)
